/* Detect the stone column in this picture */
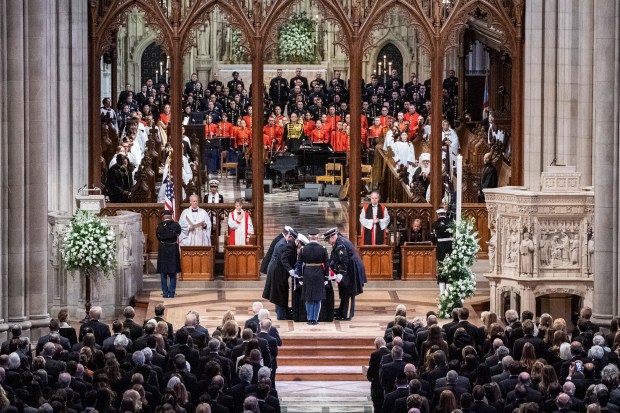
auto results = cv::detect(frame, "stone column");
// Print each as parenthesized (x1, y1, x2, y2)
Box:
(592, 0, 619, 324)
(26, 0, 52, 335)
(47, 0, 88, 213)
(5, 0, 28, 325)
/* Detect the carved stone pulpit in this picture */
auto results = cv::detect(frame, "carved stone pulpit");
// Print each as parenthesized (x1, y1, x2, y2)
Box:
(48, 210, 144, 321)
(484, 166, 594, 318)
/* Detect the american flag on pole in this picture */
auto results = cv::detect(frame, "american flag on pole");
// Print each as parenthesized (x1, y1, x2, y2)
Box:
(483, 73, 489, 108)
(164, 162, 175, 219)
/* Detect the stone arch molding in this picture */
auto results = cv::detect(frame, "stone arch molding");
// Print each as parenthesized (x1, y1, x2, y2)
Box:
(369, 37, 412, 73)
(533, 287, 585, 299)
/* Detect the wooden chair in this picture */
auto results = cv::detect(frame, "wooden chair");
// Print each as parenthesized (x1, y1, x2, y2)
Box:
(316, 163, 343, 185)
(361, 164, 373, 187)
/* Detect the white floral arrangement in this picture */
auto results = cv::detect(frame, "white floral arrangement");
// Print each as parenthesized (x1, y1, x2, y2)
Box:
(437, 218, 480, 318)
(60, 210, 117, 278)
(278, 12, 317, 63)
(231, 29, 248, 63)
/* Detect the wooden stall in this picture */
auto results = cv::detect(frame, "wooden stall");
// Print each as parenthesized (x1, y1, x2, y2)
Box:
(180, 246, 215, 280)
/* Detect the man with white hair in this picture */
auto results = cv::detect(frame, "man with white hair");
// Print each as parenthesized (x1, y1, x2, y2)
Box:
(410, 153, 431, 195)
(78, 306, 110, 347)
(244, 302, 263, 329)
(179, 194, 211, 246)
(183, 311, 208, 350)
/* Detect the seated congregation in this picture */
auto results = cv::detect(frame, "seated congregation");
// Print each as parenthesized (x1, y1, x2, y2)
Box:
(369, 305, 618, 413)
(0, 302, 282, 413)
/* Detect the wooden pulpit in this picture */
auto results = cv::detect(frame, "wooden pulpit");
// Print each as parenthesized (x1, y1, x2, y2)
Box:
(359, 245, 393, 280)
(401, 243, 436, 280)
(224, 245, 260, 280)
(180, 246, 215, 281)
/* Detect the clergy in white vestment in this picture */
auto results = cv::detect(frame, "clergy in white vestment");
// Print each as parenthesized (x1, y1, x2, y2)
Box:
(392, 131, 415, 170)
(179, 194, 211, 246)
(359, 191, 390, 245)
(228, 199, 254, 245)
(441, 119, 459, 167)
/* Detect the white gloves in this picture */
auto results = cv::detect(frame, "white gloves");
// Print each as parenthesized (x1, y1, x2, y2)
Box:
(299, 281, 303, 285)
(289, 269, 297, 277)
(324, 280, 328, 285)
(336, 273, 343, 282)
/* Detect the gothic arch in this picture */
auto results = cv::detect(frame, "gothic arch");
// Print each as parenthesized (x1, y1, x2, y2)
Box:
(440, 0, 518, 55)
(368, 38, 411, 79)
(92, 0, 172, 57)
(359, 0, 434, 56)
(179, 1, 254, 58)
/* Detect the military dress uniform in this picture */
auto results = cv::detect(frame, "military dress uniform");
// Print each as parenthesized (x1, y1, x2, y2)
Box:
(431, 209, 453, 287)
(156, 211, 182, 298)
(262, 229, 298, 320)
(269, 76, 290, 114)
(325, 229, 367, 320)
(293, 230, 332, 324)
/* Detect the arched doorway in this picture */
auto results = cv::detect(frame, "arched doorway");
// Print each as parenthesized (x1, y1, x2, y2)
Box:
(375, 43, 403, 87)
(141, 42, 167, 87)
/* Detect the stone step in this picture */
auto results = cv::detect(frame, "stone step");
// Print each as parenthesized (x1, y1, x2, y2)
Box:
(281, 337, 375, 347)
(278, 355, 369, 366)
(141, 274, 490, 291)
(279, 345, 373, 358)
(276, 365, 366, 381)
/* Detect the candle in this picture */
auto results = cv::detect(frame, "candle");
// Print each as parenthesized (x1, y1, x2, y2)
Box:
(160, 61, 163, 76)
(166, 69, 169, 85)
(456, 155, 463, 225)
(155, 70, 158, 84)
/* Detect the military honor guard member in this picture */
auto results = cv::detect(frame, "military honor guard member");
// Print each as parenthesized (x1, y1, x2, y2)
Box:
(431, 208, 454, 294)
(294, 228, 331, 325)
(263, 226, 298, 320)
(156, 210, 182, 298)
(179, 194, 211, 247)
(359, 191, 391, 245)
(324, 228, 367, 321)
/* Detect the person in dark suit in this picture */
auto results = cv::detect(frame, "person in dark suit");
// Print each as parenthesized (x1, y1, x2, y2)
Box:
(169, 328, 201, 374)
(149, 303, 174, 339)
(504, 372, 542, 406)
(231, 328, 272, 370)
(122, 306, 144, 342)
(102, 320, 133, 354)
(380, 346, 408, 396)
(553, 392, 579, 413)
(382, 337, 414, 366)
(258, 319, 279, 381)
(255, 382, 281, 413)
(262, 227, 298, 320)
(447, 308, 482, 346)
(133, 321, 156, 352)
(198, 339, 235, 390)
(231, 364, 253, 412)
(498, 361, 522, 397)
(41, 342, 67, 383)
(502, 384, 528, 413)
(107, 154, 132, 202)
(182, 311, 208, 351)
(244, 302, 263, 329)
(156, 210, 182, 298)
(399, 218, 430, 246)
(471, 385, 497, 413)
(432, 370, 470, 407)
(36, 319, 71, 355)
(368, 337, 390, 413)
(382, 373, 410, 413)
(512, 319, 548, 361)
(261, 229, 287, 277)
(559, 342, 587, 383)
(422, 350, 450, 393)
(490, 353, 512, 382)
(78, 306, 110, 347)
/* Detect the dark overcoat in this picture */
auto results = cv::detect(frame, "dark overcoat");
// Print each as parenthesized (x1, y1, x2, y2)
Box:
(156, 219, 181, 273)
(263, 238, 296, 308)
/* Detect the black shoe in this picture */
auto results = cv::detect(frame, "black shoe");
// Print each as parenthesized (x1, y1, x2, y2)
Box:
(313, 321, 319, 325)
(307, 321, 313, 325)
(342, 317, 351, 321)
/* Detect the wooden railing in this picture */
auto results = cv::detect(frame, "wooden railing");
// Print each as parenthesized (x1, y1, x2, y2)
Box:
(100, 203, 254, 258)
